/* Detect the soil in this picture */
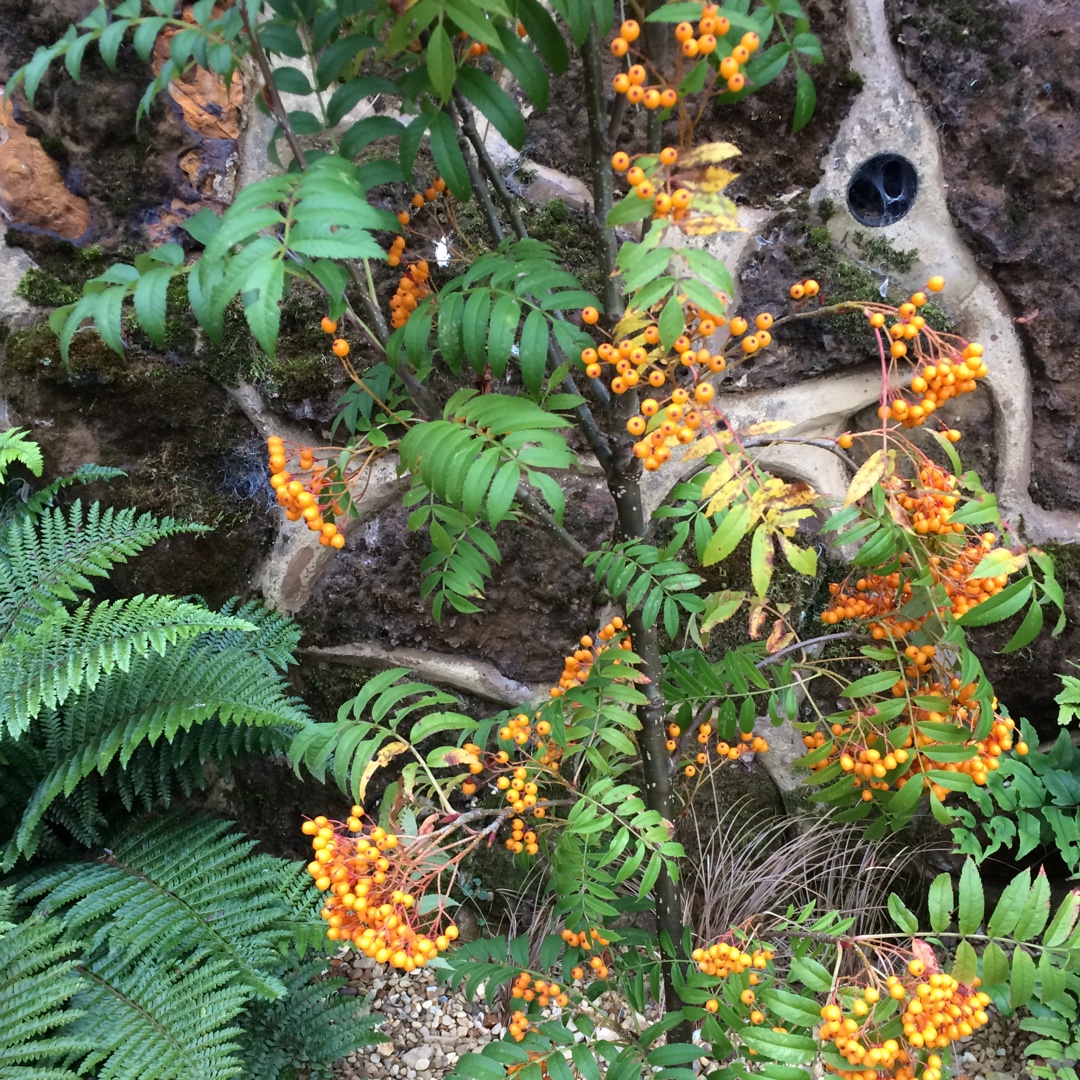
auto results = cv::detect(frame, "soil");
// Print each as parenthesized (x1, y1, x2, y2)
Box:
(297, 474, 616, 688)
(885, 0, 1080, 512)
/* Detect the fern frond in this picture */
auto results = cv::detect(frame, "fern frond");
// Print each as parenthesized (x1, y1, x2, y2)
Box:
(0, 595, 257, 738)
(70, 951, 248, 1080)
(0, 427, 44, 480)
(0, 897, 89, 1077)
(20, 463, 127, 517)
(9, 635, 313, 864)
(17, 815, 292, 1000)
(0, 499, 206, 635)
(238, 955, 381, 1080)
(202, 596, 304, 669)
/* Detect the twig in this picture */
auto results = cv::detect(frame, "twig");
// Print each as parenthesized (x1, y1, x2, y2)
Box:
(453, 92, 527, 239)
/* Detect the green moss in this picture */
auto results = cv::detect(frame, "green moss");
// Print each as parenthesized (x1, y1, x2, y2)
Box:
(15, 268, 80, 308)
(838, 69, 865, 91)
(807, 226, 832, 252)
(815, 198, 835, 223)
(3, 320, 127, 383)
(525, 199, 603, 298)
(850, 231, 919, 275)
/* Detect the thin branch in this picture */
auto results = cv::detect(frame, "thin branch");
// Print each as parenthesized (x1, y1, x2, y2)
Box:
(581, 22, 622, 319)
(453, 92, 527, 239)
(515, 485, 589, 560)
(756, 630, 863, 669)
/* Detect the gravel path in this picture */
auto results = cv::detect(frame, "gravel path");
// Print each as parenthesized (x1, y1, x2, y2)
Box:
(330, 953, 1037, 1079)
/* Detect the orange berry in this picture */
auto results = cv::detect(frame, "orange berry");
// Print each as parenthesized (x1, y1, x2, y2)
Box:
(332, 338, 350, 357)
(927, 275, 945, 292)
(613, 73, 630, 94)
(612, 151, 630, 172)
(620, 20, 640, 42)
(675, 21, 694, 42)
(410, 193, 425, 208)
(320, 316, 337, 334)
(627, 64, 646, 85)
(331, 533, 346, 549)
(610, 36, 629, 57)
(727, 72, 746, 92)
(581, 306, 600, 325)
(659, 146, 678, 166)
(659, 87, 678, 108)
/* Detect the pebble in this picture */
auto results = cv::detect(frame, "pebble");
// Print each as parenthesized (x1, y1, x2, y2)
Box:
(331, 952, 1038, 1080)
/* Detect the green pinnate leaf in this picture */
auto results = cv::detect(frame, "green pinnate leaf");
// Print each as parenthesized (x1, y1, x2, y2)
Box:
(927, 872, 954, 933)
(987, 868, 1031, 937)
(1010, 946, 1036, 1009)
(1014, 867, 1051, 941)
(957, 858, 984, 935)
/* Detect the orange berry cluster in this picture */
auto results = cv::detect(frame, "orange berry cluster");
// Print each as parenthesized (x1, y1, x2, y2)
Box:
(818, 966, 992, 1080)
(319, 315, 353, 360)
(822, 530, 1014, 633)
(610, 18, 678, 108)
(561, 926, 613, 981)
(266, 435, 346, 548)
(693, 941, 774, 979)
(389, 259, 432, 329)
(551, 619, 632, 697)
(806, 670, 1018, 804)
(865, 278, 988, 429)
(891, 462, 963, 536)
(510, 972, 570, 1012)
(789, 278, 820, 301)
(577, 305, 777, 473)
(302, 811, 460, 963)
(611, 145, 693, 221)
(389, 177, 447, 269)
(675, 723, 769, 777)
(609, 9, 760, 102)
(503, 817, 538, 856)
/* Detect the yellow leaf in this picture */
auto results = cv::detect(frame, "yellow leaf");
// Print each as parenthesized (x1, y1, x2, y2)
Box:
(748, 599, 768, 640)
(845, 449, 891, 507)
(743, 420, 793, 437)
(706, 477, 745, 517)
(612, 308, 652, 341)
(680, 209, 743, 237)
(677, 142, 742, 169)
(698, 166, 738, 194)
(764, 481, 818, 512)
(358, 740, 410, 804)
(682, 431, 734, 461)
(701, 459, 736, 499)
(766, 619, 796, 654)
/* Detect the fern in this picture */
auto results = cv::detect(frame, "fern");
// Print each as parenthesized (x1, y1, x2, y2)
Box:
(0, 595, 261, 739)
(0, 889, 89, 1078)
(0, 598, 313, 865)
(237, 955, 381, 1080)
(0, 427, 43, 480)
(8, 814, 375, 1080)
(0, 499, 206, 636)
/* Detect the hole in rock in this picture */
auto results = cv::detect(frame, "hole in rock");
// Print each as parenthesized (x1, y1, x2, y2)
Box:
(846, 154, 918, 227)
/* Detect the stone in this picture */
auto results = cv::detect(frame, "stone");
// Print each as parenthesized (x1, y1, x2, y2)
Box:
(0, 99, 91, 241)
